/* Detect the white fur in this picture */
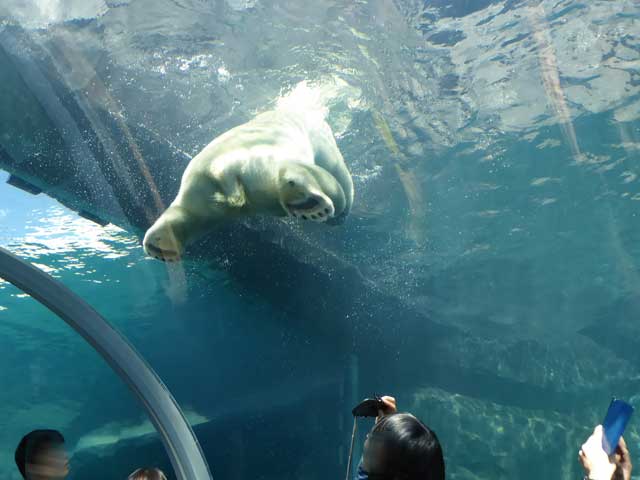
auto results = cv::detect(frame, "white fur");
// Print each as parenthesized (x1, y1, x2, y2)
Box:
(143, 109, 353, 261)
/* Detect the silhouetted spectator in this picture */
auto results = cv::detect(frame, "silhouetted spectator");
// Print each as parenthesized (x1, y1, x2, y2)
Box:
(358, 395, 445, 480)
(128, 467, 168, 480)
(15, 429, 69, 480)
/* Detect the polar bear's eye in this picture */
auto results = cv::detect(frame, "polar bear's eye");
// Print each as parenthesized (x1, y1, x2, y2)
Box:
(288, 180, 295, 187)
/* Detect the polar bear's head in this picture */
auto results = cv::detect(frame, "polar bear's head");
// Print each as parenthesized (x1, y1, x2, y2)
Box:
(277, 163, 346, 223)
(143, 204, 212, 262)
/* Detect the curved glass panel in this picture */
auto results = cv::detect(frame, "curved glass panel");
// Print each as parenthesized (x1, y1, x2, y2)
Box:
(0, 268, 150, 479)
(0, 179, 212, 479)
(1, 1, 640, 479)
(0, 244, 213, 480)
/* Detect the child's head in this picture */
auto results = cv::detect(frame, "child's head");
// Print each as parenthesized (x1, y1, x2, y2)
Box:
(128, 467, 168, 480)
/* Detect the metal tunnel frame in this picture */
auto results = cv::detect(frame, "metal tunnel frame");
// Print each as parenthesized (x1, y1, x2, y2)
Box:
(0, 247, 213, 480)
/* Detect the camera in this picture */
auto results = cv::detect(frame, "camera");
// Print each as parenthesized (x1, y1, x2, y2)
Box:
(352, 395, 385, 418)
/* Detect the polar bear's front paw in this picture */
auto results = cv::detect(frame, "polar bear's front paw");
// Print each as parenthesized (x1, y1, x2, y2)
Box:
(288, 194, 335, 223)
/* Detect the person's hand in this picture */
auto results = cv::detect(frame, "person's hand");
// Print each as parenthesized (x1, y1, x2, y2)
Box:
(613, 436, 632, 480)
(579, 425, 616, 480)
(375, 395, 397, 423)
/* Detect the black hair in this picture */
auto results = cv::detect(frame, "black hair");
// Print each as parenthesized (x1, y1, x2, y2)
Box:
(369, 413, 445, 480)
(128, 467, 168, 480)
(15, 429, 65, 479)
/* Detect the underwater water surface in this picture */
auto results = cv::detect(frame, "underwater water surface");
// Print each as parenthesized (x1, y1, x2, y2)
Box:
(1, 1, 640, 479)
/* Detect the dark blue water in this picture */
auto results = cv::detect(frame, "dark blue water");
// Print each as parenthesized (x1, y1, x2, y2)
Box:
(1, 1, 640, 479)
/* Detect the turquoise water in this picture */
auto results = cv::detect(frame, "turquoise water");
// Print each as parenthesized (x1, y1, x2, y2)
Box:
(1, 1, 640, 479)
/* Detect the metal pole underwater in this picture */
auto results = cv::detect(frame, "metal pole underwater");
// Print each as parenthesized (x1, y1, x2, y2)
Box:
(0, 247, 213, 480)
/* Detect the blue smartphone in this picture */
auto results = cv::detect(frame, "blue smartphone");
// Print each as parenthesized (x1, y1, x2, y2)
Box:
(602, 398, 634, 455)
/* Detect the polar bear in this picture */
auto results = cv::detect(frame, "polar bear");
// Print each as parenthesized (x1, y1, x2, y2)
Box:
(143, 109, 354, 262)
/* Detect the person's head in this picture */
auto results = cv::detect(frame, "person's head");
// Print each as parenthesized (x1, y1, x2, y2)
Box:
(14, 429, 68, 480)
(128, 467, 168, 480)
(361, 413, 445, 480)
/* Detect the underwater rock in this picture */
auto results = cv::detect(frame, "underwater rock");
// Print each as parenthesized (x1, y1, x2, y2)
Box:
(408, 387, 632, 480)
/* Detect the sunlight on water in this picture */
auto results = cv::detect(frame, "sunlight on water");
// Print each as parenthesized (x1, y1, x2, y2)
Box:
(0, 1, 639, 479)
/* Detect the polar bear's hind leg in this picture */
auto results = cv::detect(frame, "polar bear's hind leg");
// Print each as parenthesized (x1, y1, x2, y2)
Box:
(287, 193, 335, 222)
(278, 163, 345, 223)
